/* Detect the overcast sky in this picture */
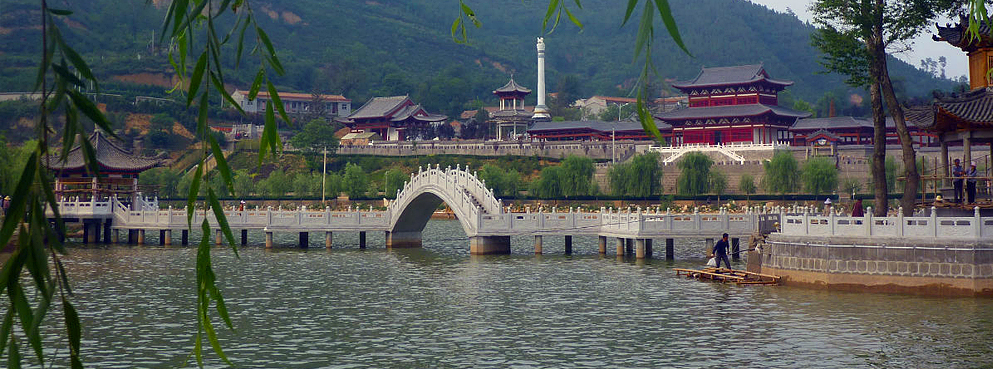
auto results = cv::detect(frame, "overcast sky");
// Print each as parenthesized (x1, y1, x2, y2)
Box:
(748, 0, 968, 79)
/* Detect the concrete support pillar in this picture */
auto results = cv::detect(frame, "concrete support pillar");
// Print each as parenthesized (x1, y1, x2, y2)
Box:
(265, 231, 273, 249)
(616, 238, 625, 256)
(534, 235, 543, 255)
(103, 221, 111, 244)
(181, 230, 189, 246)
(636, 239, 646, 259)
(299, 232, 309, 248)
(159, 230, 167, 246)
(666, 238, 674, 260)
(705, 238, 714, 257)
(469, 236, 511, 255)
(731, 238, 741, 260)
(164, 230, 172, 245)
(325, 231, 333, 249)
(386, 231, 422, 249)
(82, 222, 91, 244)
(111, 228, 119, 244)
(564, 235, 573, 255)
(137, 229, 145, 245)
(598, 236, 607, 254)
(626, 239, 634, 256)
(645, 239, 653, 258)
(359, 231, 367, 249)
(215, 229, 222, 246)
(241, 230, 248, 246)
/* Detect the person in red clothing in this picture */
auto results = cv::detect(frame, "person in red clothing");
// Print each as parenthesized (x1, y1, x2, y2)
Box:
(851, 199, 864, 217)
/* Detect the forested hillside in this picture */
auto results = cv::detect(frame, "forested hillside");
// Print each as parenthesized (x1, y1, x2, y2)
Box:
(0, 0, 960, 118)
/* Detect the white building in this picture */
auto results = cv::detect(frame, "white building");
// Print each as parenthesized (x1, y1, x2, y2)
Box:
(233, 90, 352, 117)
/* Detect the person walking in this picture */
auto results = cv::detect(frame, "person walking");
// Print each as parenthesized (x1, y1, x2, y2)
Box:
(851, 198, 864, 217)
(1, 196, 9, 217)
(967, 161, 978, 204)
(953, 159, 965, 203)
(712, 233, 731, 270)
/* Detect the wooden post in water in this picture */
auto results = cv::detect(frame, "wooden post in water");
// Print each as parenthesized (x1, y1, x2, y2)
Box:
(598, 236, 607, 254)
(666, 238, 674, 260)
(325, 231, 333, 249)
(534, 235, 543, 255)
(564, 235, 573, 255)
(732, 238, 741, 260)
(359, 231, 367, 249)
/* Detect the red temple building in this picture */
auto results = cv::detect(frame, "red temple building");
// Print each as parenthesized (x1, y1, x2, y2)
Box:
(657, 64, 811, 145)
(342, 96, 447, 141)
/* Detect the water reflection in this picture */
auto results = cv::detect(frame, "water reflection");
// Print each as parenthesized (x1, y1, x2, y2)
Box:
(13, 220, 992, 368)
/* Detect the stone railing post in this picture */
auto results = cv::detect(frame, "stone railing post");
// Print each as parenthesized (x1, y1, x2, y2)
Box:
(930, 206, 938, 238)
(865, 207, 873, 237)
(975, 206, 982, 239)
(896, 207, 904, 237)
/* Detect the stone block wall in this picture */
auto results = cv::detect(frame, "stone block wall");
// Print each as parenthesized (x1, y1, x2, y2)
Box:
(758, 234, 993, 296)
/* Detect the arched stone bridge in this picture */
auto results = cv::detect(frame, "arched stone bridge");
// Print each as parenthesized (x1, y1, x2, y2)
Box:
(53, 165, 778, 256)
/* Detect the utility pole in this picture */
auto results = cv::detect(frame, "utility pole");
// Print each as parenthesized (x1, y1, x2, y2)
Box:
(321, 146, 327, 203)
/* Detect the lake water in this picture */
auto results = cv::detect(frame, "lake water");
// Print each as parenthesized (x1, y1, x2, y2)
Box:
(17, 220, 993, 368)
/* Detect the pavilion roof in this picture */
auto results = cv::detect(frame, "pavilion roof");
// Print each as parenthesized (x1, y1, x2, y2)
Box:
(47, 131, 160, 173)
(933, 15, 993, 52)
(805, 129, 842, 142)
(672, 64, 793, 89)
(657, 104, 810, 121)
(792, 116, 873, 130)
(389, 104, 447, 123)
(908, 88, 993, 132)
(493, 78, 532, 95)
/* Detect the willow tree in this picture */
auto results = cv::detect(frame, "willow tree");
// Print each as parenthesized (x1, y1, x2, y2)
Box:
(811, 0, 960, 215)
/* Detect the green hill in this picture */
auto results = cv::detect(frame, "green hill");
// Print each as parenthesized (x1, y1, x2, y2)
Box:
(0, 0, 960, 118)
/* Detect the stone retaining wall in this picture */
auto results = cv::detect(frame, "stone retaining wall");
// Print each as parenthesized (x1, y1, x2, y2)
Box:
(753, 234, 993, 296)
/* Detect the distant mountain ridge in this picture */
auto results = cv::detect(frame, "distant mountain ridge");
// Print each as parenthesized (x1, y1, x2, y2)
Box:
(0, 0, 958, 117)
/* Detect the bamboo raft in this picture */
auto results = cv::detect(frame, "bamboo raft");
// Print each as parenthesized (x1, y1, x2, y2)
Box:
(674, 267, 781, 285)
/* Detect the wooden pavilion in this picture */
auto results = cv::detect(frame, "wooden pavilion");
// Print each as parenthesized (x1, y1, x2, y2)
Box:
(47, 131, 160, 202)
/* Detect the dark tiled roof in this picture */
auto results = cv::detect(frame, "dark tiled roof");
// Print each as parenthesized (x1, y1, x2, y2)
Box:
(934, 88, 993, 124)
(657, 104, 811, 121)
(390, 104, 424, 121)
(792, 116, 873, 130)
(491, 109, 533, 119)
(672, 64, 793, 89)
(805, 129, 842, 142)
(493, 78, 531, 94)
(48, 131, 160, 172)
(348, 96, 410, 120)
(933, 15, 991, 51)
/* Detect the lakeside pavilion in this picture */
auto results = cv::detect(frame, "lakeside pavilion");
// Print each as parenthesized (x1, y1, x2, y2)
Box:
(47, 131, 160, 203)
(490, 77, 534, 140)
(906, 15, 993, 208)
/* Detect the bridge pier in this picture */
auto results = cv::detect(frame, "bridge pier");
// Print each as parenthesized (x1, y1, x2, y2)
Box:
(215, 229, 222, 246)
(137, 229, 145, 245)
(265, 231, 273, 249)
(666, 239, 674, 260)
(241, 230, 248, 246)
(534, 235, 543, 255)
(616, 238, 625, 256)
(164, 230, 172, 245)
(299, 232, 309, 248)
(598, 236, 607, 254)
(469, 236, 511, 255)
(181, 230, 189, 246)
(359, 232, 367, 249)
(325, 231, 333, 249)
(636, 239, 646, 259)
(386, 231, 421, 249)
(564, 235, 573, 255)
(732, 238, 741, 260)
(102, 221, 111, 244)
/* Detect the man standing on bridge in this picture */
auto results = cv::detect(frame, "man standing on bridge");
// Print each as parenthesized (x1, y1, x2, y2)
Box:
(712, 233, 731, 270)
